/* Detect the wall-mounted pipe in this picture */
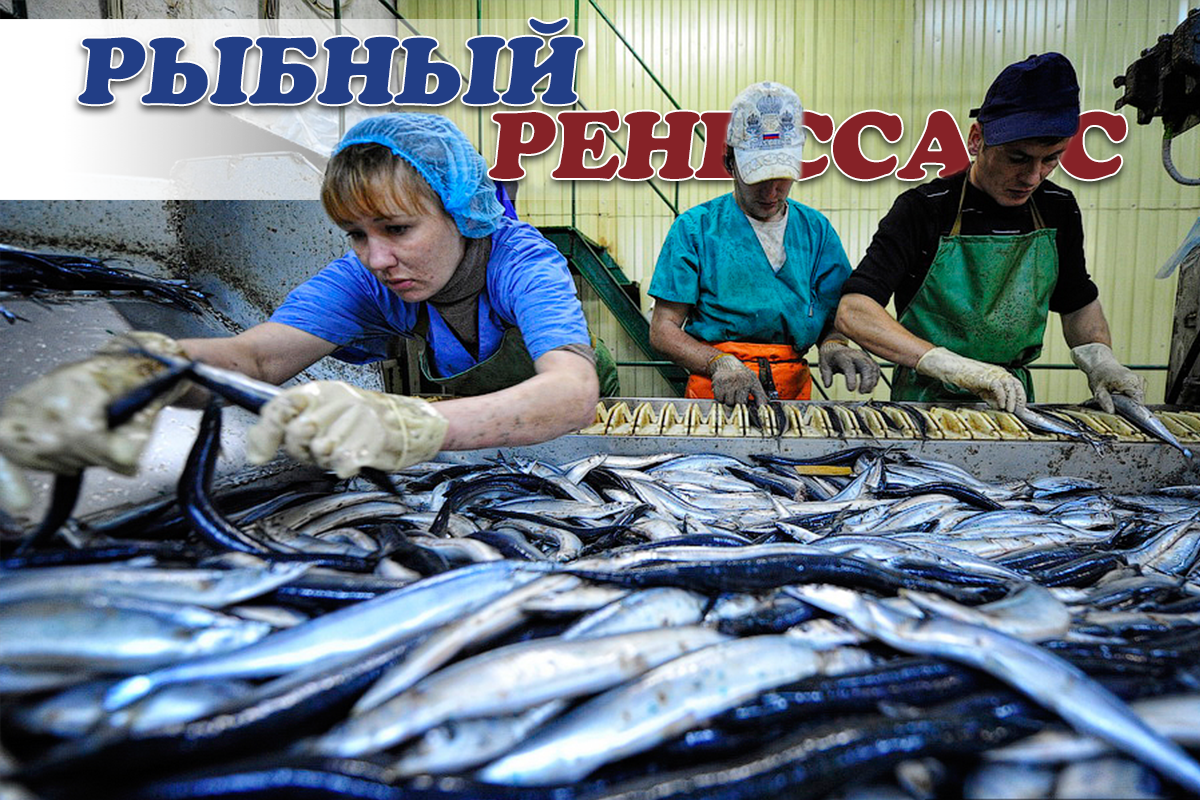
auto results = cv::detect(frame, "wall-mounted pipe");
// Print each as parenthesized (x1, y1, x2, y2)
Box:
(1164, 137, 1200, 186)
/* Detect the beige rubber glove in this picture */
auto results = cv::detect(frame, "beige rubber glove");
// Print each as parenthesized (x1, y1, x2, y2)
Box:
(709, 354, 767, 409)
(914, 346, 1027, 413)
(0, 332, 187, 511)
(1070, 342, 1145, 414)
(0, 452, 33, 515)
(818, 339, 881, 394)
(246, 381, 449, 479)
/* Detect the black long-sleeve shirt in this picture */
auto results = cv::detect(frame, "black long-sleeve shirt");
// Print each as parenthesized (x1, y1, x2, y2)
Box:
(842, 171, 1099, 317)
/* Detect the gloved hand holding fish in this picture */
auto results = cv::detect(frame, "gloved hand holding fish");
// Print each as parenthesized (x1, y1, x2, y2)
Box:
(245, 381, 448, 479)
(0, 331, 187, 512)
(915, 346, 1027, 413)
(1070, 342, 1145, 414)
(709, 354, 767, 409)
(817, 338, 881, 393)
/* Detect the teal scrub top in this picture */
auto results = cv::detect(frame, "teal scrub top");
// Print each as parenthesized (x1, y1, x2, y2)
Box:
(648, 193, 851, 348)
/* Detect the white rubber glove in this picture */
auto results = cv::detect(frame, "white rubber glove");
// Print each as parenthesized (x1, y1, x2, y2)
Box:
(1070, 342, 1145, 414)
(709, 354, 767, 409)
(0, 332, 187, 511)
(914, 346, 1027, 413)
(818, 339, 881, 394)
(246, 381, 449, 479)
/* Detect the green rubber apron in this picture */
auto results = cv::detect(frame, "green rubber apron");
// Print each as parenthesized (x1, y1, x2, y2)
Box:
(411, 304, 620, 398)
(891, 178, 1058, 403)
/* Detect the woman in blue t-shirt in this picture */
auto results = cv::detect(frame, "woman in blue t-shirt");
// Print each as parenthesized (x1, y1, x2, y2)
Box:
(0, 114, 604, 488)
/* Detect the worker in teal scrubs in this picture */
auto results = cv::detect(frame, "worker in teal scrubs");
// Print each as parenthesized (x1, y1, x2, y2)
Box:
(650, 81, 879, 409)
(837, 53, 1144, 413)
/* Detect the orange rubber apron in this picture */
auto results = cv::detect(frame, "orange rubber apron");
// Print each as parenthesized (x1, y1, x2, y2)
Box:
(685, 341, 812, 401)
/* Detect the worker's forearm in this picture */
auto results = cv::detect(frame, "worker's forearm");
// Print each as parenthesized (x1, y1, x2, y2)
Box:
(436, 356, 600, 450)
(651, 323, 726, 375)
(835, 294, 933, 368)
(174, 336, 277, 409)
(179, 337, 275, 383)
(1060, 299, 1113, 349)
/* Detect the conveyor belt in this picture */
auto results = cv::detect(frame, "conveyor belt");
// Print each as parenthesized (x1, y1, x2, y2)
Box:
(444, 398, 1200, 494)
(579, 399, 1200, 442)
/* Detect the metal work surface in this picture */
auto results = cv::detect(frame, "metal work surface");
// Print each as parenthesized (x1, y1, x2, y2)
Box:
(0, 294, 314, 523)
(447, 398, 1200, 494)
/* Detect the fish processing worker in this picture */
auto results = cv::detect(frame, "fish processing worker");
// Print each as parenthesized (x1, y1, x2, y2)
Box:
(648, 81, 879, 408)
(836, 53, 1144, 414)
(0, 113, 606, 502)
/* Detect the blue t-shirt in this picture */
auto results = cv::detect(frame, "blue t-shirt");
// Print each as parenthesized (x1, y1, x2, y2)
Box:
(271, 216, 590, 378)
(648, 193, 851, 350)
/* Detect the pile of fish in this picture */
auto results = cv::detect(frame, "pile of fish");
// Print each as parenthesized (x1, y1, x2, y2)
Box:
(0, 247, 208, 324)
(2, 434, 1200, 799)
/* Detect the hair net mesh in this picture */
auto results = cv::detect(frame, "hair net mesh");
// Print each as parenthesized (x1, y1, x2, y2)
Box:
(333, 113, 504, 238)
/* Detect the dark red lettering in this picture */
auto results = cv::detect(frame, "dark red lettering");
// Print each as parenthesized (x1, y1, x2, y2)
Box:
(694, 111, 731, 179)
(489, 111, 556, 180)
(832, 110, 903, 181)
(551, 110, 621, 180)
(896, 110, 969, 180)
(1060, 110, 1127, 180)
(618, 110, 700, 180)
(800, 111, 835, 180)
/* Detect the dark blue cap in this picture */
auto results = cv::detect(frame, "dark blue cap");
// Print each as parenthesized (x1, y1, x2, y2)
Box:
(969, 53, 1080, 145)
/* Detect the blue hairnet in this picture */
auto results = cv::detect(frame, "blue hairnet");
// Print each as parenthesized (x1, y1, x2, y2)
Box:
(333, 113, 504, 238)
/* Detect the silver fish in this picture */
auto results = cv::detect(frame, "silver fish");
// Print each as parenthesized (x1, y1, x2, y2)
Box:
(901, 583, 1070, 641)
(1123, 520, 1200, 576)
(0, 596, 272, 672)
(1015, 405, 1104, 449)
(258, 491, 401, 531)
(311, 625, 727, 758)
(103, 560, 553, 710)
(389, 588, 707, 777)
(389, 702, 565, 777)
(1053, 756, 1162, 799)
(352, 575, 580, 713)
(478, 637, 873, 786)
(985, 694, 1200, 764)
(0, 562, 309, 608)
(10, 678, 254, 739)
(1109, 395, 1192, 458)
(962, 762, 1057, 800)
(794, 585, 1200, 795)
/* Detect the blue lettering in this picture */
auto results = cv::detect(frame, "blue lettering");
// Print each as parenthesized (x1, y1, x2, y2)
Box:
(318, 35, 400, 106)
(210, 36, 252, 106)
(503, 19, 582, 106)
(393, 37, 461, 106)
(461, 35, 504, 106)
(141, 37, 209, 106)
(249, 37, 319, 105)
(78, 37, 147, 106)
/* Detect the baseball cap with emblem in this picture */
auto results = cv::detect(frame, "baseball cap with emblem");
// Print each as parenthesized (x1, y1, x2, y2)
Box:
(969, 53, 1080, 146)
(726, 82, 806, 184)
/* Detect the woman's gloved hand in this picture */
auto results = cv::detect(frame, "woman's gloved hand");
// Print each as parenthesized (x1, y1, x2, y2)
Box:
(0, 452, 33, 514)
(818, 339, 881, 394)
(0, 332, 187, 511)
(246, 381, 449, 479)
(915, 346, 1026, 413)
(709, 354, 767, 408)
(1070, 342, 1145, 414)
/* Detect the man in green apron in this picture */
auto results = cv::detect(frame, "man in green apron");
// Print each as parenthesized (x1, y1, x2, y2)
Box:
(835, 53, 1143, 414)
